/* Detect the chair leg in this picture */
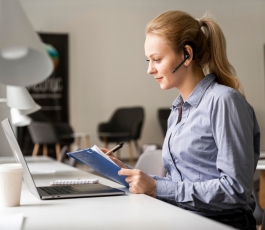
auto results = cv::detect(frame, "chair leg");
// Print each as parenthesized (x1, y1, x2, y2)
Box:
(128, 141, 134, 165)
(43, 144, 48, 156)
(32, 143, 39, 157)
(55, 143, 61, 161)
(103, 137, 108, 149)
(134, 141, 140, 157)
(76, 136, 81, 150)
(60, 145, 68, 162)
(259, 171, 265, 208)
(85, 135, 90, 148)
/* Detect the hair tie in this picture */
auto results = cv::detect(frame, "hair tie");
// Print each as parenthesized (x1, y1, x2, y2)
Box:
(196, 18, 203, 28)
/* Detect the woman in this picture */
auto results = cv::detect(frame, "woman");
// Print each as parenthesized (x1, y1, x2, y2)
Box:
(102, 11, 260, 229)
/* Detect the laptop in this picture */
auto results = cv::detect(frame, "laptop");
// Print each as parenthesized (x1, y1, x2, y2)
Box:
(1, 118, 125, 200)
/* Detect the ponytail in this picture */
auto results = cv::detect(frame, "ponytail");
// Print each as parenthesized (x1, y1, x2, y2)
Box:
(199, 15, 244, 96)
(146, 11, 245, 97)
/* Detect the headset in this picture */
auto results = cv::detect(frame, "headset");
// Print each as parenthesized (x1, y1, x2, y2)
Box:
(172, 42, 196, 73)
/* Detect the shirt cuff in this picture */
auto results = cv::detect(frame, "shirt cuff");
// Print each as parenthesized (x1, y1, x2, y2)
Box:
(148, 174, 166, 181)
(155, 180, 176, 203)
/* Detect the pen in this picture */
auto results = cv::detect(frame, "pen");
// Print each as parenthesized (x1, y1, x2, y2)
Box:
(106, 143, 124, 156)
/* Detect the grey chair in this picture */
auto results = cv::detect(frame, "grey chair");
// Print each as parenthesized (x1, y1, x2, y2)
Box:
(28, 121, 75, 161)
(135, 150, 166, 177)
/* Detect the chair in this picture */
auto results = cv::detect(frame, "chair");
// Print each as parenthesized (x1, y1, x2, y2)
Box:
(158, 108, 171, 136)
(262, 211, 265, 230)
(98, 107, 144, 164)
(253, 187, 264, 228)
(135, 150, 166, 177)
(28, 121, 75, 161)
(53, 122, 75, 162)
(140, 143, 162, 155)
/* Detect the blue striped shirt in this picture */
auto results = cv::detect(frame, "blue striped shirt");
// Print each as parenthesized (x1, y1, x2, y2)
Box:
(151, 74, 260, 216)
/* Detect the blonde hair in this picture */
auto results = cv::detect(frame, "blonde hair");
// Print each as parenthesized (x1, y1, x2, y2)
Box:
(146, 11, 244, 96)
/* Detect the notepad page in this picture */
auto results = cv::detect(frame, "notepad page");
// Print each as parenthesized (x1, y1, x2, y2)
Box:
(91, 145, 119, 167)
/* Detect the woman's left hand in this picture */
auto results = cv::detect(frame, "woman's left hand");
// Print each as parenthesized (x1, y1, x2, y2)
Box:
(118, 169, 156, 197)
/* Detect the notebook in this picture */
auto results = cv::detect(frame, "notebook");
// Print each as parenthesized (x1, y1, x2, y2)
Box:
(50, 179, 99, 186)
(68, 146, 129, 187)
(1, 118, 125, 200)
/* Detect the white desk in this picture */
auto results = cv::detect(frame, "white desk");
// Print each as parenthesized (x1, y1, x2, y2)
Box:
(0, 157, 233, 230)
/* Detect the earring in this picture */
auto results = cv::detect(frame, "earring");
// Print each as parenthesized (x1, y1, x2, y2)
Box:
(184, 62, 187, 66)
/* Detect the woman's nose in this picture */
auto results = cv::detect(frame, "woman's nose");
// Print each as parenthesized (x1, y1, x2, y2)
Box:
(147, 62, 157, 75)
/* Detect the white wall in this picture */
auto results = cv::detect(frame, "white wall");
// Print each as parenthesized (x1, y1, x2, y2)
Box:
(13, 0, 265, 157)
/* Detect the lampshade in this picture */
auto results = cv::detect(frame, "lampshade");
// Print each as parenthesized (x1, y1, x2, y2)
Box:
(10, 108, 32, 127)
(20, 103, 41, 115)
(6, 85, 38, 110)
(0, 0, 53, 86)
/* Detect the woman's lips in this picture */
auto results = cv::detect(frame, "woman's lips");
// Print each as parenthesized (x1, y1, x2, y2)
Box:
(155, 77, 163, 82)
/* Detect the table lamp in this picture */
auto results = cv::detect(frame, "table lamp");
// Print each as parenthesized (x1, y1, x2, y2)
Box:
(10, 108, 32, 127)
(6, 86, 40, 111)
(6, 85, 41, 126)
(0, 0, 53, 86)
(0, 0, 53, 127)
(0, 85, 42, 127)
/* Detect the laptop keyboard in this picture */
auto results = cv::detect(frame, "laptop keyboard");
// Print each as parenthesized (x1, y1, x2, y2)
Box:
(40, 186, 80, 195)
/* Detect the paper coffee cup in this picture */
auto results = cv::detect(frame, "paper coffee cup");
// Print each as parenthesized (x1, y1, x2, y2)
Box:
(0, 163, 23, 207)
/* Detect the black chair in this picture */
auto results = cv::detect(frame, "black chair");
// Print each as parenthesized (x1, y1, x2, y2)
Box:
(262, 211, 265, 230)
(28, 121, 75, 161)
(158, 108, 171, 136)
(53, 122, 75, 162)
(253, 187, 264, 227)
(98, 107, 144, 164)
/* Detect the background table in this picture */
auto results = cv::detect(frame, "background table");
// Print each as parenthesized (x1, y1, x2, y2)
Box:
(0, 156, 233, 230)
(257, 151, 265, 208)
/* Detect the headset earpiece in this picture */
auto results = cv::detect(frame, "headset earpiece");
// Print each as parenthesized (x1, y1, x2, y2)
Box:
(182, 42, 196, 60)
(184, 49, 190, 60)
(182, 44, 190, 60)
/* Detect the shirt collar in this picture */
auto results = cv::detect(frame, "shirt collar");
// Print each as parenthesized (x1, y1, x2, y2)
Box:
(171, 74, 216, 110)
(171, 94, 183, 111)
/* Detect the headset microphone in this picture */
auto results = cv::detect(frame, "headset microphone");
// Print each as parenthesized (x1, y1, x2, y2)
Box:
(172, 52, 190, 73)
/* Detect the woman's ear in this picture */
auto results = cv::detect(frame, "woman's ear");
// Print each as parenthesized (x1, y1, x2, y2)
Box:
(183, 45, 194, 66)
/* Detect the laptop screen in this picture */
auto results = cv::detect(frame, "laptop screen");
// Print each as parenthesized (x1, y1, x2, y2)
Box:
(1, 118, 40, 198)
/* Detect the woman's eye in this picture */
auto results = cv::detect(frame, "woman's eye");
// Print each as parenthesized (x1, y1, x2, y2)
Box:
(145, 59, 160, 62)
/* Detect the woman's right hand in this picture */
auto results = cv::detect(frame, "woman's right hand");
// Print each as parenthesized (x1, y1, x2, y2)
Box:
(100, 148, 128, 169)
